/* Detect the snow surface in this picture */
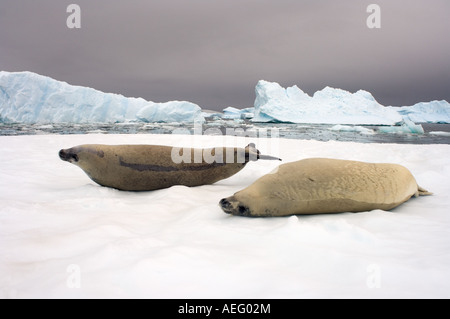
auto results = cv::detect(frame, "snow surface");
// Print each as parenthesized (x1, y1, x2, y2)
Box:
(395, 101, 450, 124)
(0, 71, 204, 124)
(1, 133, 449, 298)
(253, 80, 404, 125)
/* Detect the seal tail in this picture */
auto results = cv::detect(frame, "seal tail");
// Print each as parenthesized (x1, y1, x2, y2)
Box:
(246, 143, 282, 162)
(258, 154, 282, 161)
(416, 186, 433, 197)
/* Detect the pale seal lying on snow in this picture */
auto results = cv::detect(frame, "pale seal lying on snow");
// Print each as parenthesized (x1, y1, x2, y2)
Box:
(220, 158, 432, 217)
(59, 143, 281, 191)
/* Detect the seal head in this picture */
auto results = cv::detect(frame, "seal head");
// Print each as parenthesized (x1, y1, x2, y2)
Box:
(59, 146, 104, 164)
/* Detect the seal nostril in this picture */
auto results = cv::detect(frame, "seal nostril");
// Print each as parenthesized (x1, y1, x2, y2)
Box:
(219, 198, 229, 208)
(219, 198, 233, 214)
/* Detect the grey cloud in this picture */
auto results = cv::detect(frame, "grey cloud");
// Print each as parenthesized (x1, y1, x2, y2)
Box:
(0, 0, 449, 110)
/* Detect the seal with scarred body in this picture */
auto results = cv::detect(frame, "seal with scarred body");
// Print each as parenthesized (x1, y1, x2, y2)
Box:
(220, 158, 432, 217)
(59, 143, 281, 191)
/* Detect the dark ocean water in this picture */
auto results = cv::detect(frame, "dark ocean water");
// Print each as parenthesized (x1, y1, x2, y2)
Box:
(1, 121, 449, 144)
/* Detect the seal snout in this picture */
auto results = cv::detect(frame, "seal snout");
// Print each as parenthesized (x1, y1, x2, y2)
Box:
(219, 197, 251, 216)
(220, 198, 233, 214)
(59, 149, 79, 163)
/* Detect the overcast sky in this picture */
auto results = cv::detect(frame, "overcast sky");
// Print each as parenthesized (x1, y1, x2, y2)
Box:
(1, 0, 449, 110)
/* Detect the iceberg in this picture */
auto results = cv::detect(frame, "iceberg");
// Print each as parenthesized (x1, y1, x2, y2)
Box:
(252, 80, 404, 125)
(0, 71, 204, 124)
(2, 72, 447, 126)
(137, 101, 204, 123)
(395, 100, 450, 124)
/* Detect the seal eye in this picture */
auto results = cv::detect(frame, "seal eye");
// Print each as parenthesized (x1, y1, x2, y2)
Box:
(238, 205, 248, 216)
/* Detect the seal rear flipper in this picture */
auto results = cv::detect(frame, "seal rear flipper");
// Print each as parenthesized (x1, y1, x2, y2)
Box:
(417, 186, 433, 197)
(258, 154, 282, 161)
(245, 143, 282, 162)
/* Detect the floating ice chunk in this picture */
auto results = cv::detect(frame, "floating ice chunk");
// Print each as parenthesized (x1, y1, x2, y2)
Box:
(222, 107, 255, 120)
(240, 112, 253, 119)
(429, 131, 450, 137)
(222, 107, 242, 119)
(201, 110, 223, 119)
(239, 107, 255, 119)
(378, 120, 425, 135)
(329, 125, 375, 135)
